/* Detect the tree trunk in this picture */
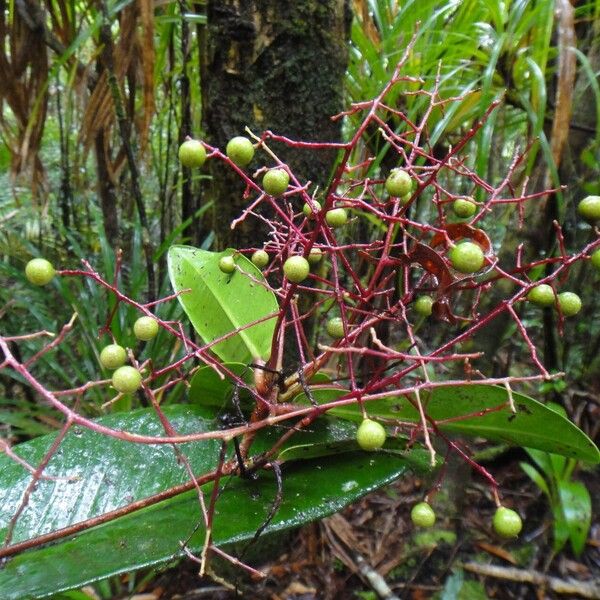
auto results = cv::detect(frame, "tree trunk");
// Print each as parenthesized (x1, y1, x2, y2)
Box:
(203, 0, 351, 249)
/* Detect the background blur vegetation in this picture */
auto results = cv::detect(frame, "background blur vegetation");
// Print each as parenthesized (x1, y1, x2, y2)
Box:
(0, 0, 599, 477)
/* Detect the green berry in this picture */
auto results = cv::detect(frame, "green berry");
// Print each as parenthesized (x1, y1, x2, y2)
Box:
(326, 317, 345, 339)
(25, 258, 55, 286)
(308, 248, 323, 264)
(527, 284, 555, 307)
(400, 192, 412, 205)
(492, 507, 523, 538)
(590, 249, 600, 271)
(283, 256, 310, 284)
(303, 200, 321, 218)
(325, 208, 348, 228)
(385, 168, 412, 197)
(111, 366, 142, 394)
(219, 255, 236, 274)
(448, 241, 485, 274)
(356, 418, 386, 451)
(133, 316, 159, 341)
(178, 139, 206, 168)
(251, 250, 269, 269)
(452, 197, 477, 219)
(263, 168, 289, 196)
(557, 291, 582, 317)
(578, 195, 600, 221)
(411, 502, 436, 528)
(226, 136, 254, 167)
(414, 295, 434, 317)
(100, 344, 127, 370)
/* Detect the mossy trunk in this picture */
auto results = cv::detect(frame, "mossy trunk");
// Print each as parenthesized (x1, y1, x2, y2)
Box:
(202, 0, 351, 249)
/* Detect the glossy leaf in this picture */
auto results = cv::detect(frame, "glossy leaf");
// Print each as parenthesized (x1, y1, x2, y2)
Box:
(167, 246, 279, 363)
(0, 405, 428, 598)
(558, 479, 592, 556)
(295, 384, 600, 463)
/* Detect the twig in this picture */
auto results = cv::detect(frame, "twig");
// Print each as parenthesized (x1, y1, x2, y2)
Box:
(460, 562, 600, 598)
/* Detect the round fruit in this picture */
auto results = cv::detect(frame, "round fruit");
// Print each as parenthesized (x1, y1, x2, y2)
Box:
(226, 136, 254, 167)
(492, 506, 523, 538)
(178, 139, 206, 168)
(308, 248, 323, 264)
(303, 200, 321, 218)
(219, 255, 236, 274)
(25, 258, 55, 286)
(100, 344, 127, 370)
(414, 295, 434, 317)
(527, 284, 555, 307)
(326, 317, 345, 339)
(452, 197, 477, 219)
(558, 291, 582, 317)
(577, 195, 600, 221)
(325, 208, 348, 228)
(251, 250, 269, 269)
(262, 168, 289, 196)
(400, 192, 412, 205)
(448, 241, 485, 274)
(111, 366, 142, 394)
(283, 256, 310, 284)
(591, 248, 600, 270)
(356, 419, 386, 451)
(133, 316, 159, 341)
(385, 168, 412, 197)
(411, 502, 436, 528)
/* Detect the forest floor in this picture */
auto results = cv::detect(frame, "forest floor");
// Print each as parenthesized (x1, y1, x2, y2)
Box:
(137, 447, 600, 600)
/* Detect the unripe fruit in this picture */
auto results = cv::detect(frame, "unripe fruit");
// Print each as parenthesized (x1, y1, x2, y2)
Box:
(411, 502, 436, 528)
(325, 208, 348, 228)
(577, 195, 600, 221)
(452, 197, 477, 219)
(492, 506, 523, 538)
(263, 168, 289, 196)
(557, 291, 582, 317)
(400, 192, 412, 205)
(111, 366, 142, 394)
(385, 168, 412, 197)
(356, 419, 386, 451)
(326, 317, 345, 339)
(414, 295, 434, 317)
(99, 344, 127, 370)
(25, 258, 55, 286)
(308, 248, 323, 264)
(303, 200, 321, 218)
(283, 256, 310, 284)
(527, 284, 555, 307)
(226, 136, 254, 167)
(133, 316, 159, 341)
(448, 241, 485, 274)
(591, 249, 600, 271)
(251, 250, 269, 269)
(178, 139, 206, 168)
(219, 255, 236, 274)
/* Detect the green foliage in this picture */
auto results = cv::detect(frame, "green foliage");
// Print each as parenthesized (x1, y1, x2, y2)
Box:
(167, 246, 279, 363)
(293, 384, 600, 463)
(0, 405, 428, 599)
(520, 406, 592, 555)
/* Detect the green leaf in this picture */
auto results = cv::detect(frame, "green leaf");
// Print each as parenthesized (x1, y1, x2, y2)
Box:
(558, 480, 592, 556)
(297, 384, 600, 463)
(188, 362, 253, 410)
(0, 407, 424, 599)
(519, 462, 550, 498)
(167, 246, 279, 363)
